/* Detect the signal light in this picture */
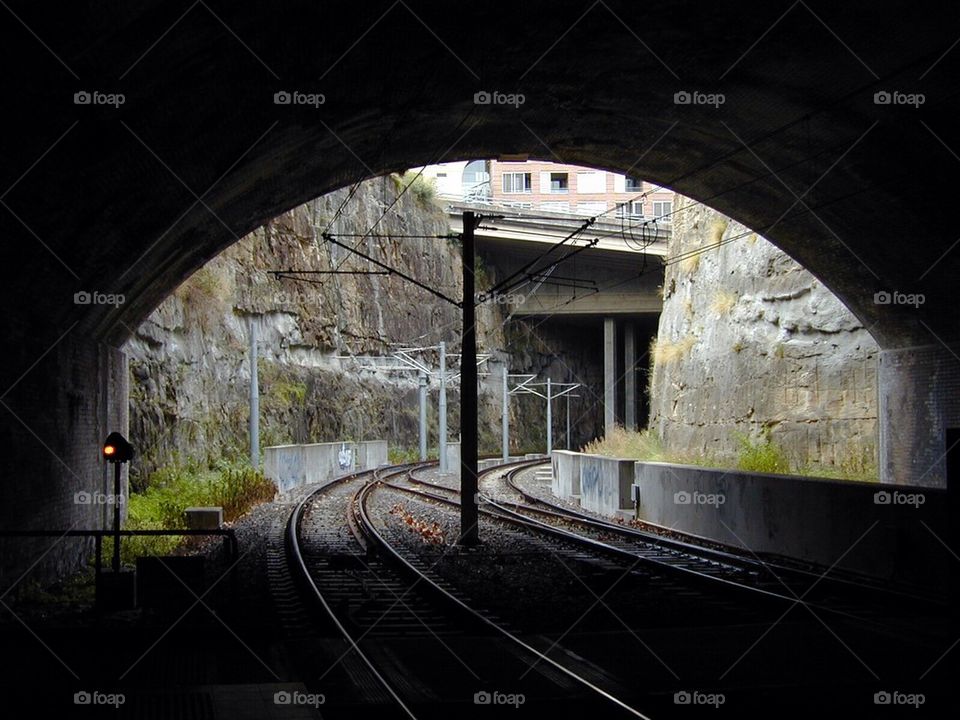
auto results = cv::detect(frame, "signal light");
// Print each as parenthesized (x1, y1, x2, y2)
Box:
(102, 432, 132, 463)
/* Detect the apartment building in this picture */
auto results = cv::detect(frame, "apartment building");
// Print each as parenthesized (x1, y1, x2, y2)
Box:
(419, 159, 674, 221)
(489, 159, 674, 220)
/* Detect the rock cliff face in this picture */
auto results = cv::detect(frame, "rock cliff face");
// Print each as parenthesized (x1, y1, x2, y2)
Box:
(124, 177, 602, 485)
(648, 195, 879, 473)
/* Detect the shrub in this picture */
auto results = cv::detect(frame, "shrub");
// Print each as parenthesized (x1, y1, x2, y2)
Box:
(111, 458, 275, 565)
(582, 427, 666, 461)
(395, 171, 437, 207)
(735, 431, 790, 474)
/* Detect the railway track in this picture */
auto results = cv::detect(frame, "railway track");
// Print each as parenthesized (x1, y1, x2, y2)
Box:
(281, 460, 949, 717)
(285, 463, 650, 719)
(396, 461, 945, 621)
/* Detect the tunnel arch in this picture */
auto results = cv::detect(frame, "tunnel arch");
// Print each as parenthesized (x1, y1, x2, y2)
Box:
(2, 1, 959, 571)
(0, 1, 957, 352)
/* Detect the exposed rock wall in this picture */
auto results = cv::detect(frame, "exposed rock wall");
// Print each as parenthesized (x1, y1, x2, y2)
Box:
(648, 195, 879, 473)
(124, 177, 601, 485)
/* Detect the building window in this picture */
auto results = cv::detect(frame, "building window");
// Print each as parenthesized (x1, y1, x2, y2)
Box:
(652, 200, 672, 220)
(436, 172, 447, 178)
(541, 201, 570, 213)
(549, 172, 569, 193)
(462, 159, 490, 199)
(576, 171, 606, 193)
(502, 172, 532, 194)
(615, 200, 643, 217)
(625, 176, 643, 192)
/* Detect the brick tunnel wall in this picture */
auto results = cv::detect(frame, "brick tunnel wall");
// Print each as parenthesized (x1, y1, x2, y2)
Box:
(879, 344, 960, 487)
(0, 339, 127, 590)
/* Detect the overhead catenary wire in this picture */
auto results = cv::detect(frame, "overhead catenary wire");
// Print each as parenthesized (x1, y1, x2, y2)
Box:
(323, 232, 461, 307)
(330, 106, 479, 271)
(482, 217, 595, 296)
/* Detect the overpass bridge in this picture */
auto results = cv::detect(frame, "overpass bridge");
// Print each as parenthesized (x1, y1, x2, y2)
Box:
(447, 199, 664, 433)
(445, 199, 668, 317)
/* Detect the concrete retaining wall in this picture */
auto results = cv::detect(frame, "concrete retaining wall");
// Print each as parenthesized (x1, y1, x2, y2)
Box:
(444, 442, 460, 472)
(551, 450, 582, 498)
(634, 461, 948, 587)
(478, 456, 523, 471)
(263, 440, 388, 493)
(579, 455, 634, 516)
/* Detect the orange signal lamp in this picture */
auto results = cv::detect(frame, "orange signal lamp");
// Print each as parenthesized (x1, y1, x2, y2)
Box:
(102, 432, 132, 463)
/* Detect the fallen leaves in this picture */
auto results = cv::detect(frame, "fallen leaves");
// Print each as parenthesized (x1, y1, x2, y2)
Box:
(389, 503, 446, 545)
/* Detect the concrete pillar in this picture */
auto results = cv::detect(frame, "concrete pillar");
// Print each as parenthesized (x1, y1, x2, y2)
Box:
(624, 322, 636, 431)
(502, 365, 509, 462)
(418, 371, 428, 461)
(248, 317, 259, 470)
(878, 344, 960, 487)
(439, 341, 447, 472)
(604, 317, 616, 437)
(546, 378, 552, 455)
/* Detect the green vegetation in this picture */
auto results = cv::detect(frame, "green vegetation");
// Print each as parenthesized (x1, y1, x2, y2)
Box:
(393, 171, 437, 207)
(584, 427, 877, 482)
(734, 431, 790, 474)
(108, 457, 275, 565)
(388, 446, 440, 464)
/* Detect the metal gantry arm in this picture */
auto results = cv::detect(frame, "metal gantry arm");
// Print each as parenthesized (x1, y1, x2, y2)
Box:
(509, 380, 581, 454)
(499, 371, 581, 457)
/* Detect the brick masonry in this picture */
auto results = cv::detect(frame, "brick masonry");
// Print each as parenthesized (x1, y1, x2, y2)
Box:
(0, 337, 127, 591)
(879, 344, 960, 487)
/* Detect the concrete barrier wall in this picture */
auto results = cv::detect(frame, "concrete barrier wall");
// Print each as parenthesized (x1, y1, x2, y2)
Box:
(263, 440, 388, 493)
(444, 442, 460, 472)
(579, 455, 634, 516)
(551, 450, 582, 498)
(634, 461, 948, 586)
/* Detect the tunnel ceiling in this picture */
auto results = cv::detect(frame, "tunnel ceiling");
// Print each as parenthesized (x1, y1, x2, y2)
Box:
(1, 0, 959, 350)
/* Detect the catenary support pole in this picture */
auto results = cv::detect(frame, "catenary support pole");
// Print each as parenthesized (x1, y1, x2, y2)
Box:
(502, 365, 509, 462)
(419, 371, 428, 461)
(439, 341, 447, 473)
(460, 211, 480, 545)
(249, 317, 260, 470)
(546, 377, 552, 455)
